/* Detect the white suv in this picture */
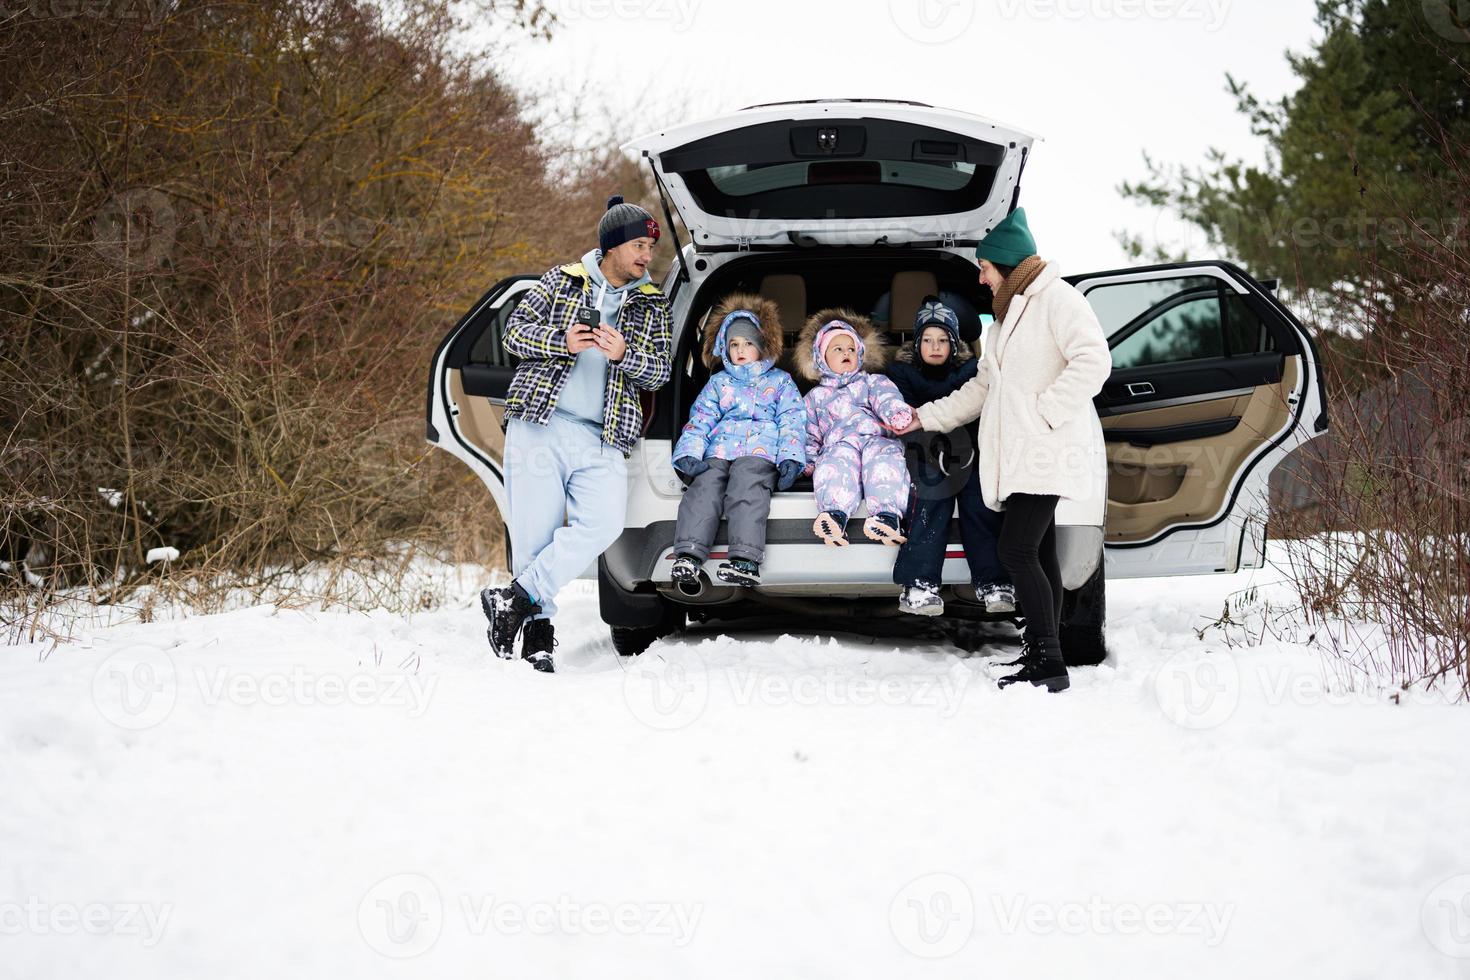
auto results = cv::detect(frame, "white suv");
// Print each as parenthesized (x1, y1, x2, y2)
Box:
(427, 99, 1327, 663)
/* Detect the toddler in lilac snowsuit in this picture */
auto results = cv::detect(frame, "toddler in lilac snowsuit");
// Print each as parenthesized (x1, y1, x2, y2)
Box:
(670, 293, 806, 587)
(794, 308, 915, 547)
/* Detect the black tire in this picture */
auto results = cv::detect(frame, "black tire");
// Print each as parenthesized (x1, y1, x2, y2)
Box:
(1059, 554, 1108, 667)
(611, 605, 686, 657)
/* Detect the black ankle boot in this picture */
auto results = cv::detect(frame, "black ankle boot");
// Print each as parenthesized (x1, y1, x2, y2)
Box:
(480, 581, 541, 659)
(997, 634, 1069, 692)
(521, 618, 556, 673)
(992, 634, 1039, 670)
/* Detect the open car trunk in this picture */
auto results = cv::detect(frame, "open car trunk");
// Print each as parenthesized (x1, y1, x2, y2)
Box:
(624, 100, 1039, 250)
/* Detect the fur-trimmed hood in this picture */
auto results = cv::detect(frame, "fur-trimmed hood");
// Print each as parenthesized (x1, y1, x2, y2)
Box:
(702, 292, 785, 370)
(795, 308, 891, 384)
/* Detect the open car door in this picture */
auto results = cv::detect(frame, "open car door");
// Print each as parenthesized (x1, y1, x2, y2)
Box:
(1066, 261, 1328, 577)
(425, 274, 538, 519)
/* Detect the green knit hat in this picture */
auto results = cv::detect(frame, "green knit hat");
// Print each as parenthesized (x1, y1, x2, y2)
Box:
(976, 207, 1037, 267)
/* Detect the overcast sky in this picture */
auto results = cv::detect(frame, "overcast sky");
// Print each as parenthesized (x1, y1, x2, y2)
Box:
(476, 0, 1323, 276)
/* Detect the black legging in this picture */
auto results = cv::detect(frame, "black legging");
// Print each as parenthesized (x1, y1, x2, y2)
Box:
(997, 493, 1064, 644)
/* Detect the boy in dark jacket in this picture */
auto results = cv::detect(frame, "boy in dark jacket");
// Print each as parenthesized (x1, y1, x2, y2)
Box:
(886, 297, 1014, 617)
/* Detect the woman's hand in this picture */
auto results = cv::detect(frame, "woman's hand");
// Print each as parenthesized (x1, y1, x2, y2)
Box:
(887, 417, 924, 436)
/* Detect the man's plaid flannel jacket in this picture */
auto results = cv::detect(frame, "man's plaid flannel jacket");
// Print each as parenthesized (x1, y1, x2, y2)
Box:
(502, 260, 672, 455)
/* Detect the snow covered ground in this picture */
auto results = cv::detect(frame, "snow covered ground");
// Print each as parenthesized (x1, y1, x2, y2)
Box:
(4, 548, 1470, 979)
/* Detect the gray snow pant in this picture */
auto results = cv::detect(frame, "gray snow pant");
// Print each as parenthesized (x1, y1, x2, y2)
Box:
(673, 456, 779, 563)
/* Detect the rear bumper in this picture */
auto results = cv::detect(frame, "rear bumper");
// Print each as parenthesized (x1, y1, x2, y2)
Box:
(603, 520, 1103, 597)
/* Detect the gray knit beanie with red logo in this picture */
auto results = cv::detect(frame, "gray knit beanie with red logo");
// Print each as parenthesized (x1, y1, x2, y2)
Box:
(597, 195, 660, 254)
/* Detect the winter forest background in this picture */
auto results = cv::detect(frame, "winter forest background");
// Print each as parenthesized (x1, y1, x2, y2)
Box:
(2, 0, 1468, 694)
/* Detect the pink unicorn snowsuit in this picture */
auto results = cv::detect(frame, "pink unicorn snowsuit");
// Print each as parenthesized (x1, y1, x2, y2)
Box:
(795, 309, 915, 520)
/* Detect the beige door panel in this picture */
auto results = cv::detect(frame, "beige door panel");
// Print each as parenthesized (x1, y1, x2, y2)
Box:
(1104, 358, 1298, 542)
(446, 369, 506, 468)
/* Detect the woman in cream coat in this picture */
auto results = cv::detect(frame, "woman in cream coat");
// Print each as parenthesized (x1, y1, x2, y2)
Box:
(898, 208, 1111, 692)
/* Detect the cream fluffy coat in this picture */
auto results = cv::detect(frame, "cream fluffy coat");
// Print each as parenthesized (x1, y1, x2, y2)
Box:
(917, 262, 1112, 517)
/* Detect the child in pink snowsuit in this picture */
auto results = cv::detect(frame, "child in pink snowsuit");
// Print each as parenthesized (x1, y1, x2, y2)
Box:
(795, 308, 915, 547)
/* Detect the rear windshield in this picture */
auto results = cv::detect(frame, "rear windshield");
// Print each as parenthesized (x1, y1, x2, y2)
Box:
(664, 118, 1005, 220)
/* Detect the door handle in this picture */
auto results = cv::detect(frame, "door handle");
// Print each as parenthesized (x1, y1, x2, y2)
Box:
(1125, 382, 1155, 397)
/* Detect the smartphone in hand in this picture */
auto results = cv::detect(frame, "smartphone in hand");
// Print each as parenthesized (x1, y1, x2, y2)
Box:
(572, 305, 599, 334)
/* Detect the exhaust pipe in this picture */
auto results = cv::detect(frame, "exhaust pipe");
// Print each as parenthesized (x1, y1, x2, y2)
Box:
(675, 575, 706, 598)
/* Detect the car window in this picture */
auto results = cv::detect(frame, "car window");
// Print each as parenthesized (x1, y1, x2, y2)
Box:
(1087, 276, 1274, 371)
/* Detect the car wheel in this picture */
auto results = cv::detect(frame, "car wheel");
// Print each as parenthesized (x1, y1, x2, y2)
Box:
(1059, 556, 1108, 667)
(611, 605, 686, 657)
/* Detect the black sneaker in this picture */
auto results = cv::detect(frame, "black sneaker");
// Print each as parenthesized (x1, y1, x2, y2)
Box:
(480, 581, 541, 659)
(521, 617, 556, 673)
(715, 558, 760, 587)
(997, 635, 1069, 692)
(670, 555, 701, 582)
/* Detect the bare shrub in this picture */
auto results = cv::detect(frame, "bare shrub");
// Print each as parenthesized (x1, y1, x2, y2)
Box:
(0, 0, 644, 632)
(1271, 87, 1470, 696)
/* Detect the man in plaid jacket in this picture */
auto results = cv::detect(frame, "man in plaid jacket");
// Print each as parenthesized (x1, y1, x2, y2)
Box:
(480, 195, 672, 673)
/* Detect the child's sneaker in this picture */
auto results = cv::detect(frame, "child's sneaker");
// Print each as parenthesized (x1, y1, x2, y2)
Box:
(813, 511, 849, 546)
(670, 555, 701, 583)
(863, 512, 907, 545)
(715, 558, 761, 587)
(899, 579, 944, 617)
(976, 582, 1017, 614)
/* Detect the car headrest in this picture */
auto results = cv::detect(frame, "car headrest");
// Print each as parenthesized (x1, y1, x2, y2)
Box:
(759, 274, 806, 339)
(889, 270, 939, 337)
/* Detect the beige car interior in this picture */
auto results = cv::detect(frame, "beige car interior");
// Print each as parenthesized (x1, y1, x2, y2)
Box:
(1101, 356, 1297, 544)
(447, 367, 506, 468)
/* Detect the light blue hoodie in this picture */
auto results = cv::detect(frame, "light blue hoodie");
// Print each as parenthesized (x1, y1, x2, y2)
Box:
(554, 248, 652, 432)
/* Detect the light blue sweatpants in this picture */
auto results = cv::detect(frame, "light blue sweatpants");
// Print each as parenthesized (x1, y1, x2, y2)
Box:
(504, 414, 628, 618)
